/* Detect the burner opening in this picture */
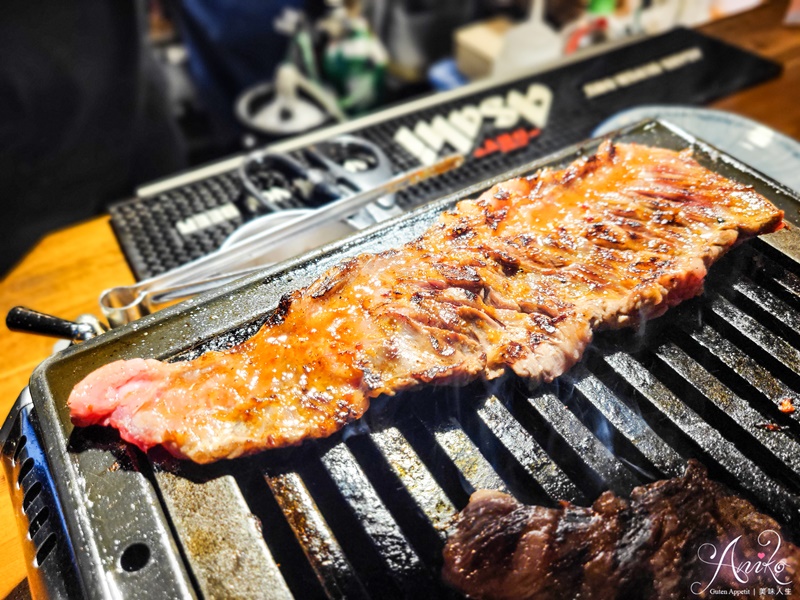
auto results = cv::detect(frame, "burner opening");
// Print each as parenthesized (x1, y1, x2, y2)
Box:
(120, 542, 151, 573)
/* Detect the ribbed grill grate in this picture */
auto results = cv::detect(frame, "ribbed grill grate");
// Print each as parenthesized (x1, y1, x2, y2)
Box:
(142, 237, 800, 599)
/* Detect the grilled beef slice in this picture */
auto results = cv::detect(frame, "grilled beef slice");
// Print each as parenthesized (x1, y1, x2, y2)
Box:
(443, 461, 800, 599)
(68, 142, 783, 463)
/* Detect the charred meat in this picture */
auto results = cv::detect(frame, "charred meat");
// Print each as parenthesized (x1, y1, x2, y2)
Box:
(443, 461, 800, 599)
(68, 142, 783, 463)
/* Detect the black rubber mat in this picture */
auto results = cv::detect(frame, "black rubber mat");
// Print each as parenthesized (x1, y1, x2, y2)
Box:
(109, 27, 781, 281)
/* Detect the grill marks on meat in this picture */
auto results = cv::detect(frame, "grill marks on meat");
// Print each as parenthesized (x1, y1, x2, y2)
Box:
(443, 461, 800, 599)
(68, 142, 784, 463)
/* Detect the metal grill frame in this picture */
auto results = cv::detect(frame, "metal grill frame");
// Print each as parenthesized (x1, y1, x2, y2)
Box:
(4, 120, 800, 599)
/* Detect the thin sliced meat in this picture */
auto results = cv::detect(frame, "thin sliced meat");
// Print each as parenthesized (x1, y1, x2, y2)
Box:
(68, 142, 784, 463)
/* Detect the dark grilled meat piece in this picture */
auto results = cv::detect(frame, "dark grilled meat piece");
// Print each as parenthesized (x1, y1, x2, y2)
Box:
(443, 461, 800, 599)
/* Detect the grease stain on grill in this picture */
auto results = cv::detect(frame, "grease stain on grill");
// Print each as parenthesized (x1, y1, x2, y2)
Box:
(171, 314, 270, 361)
(155, 471, 292, 600)
(708, 295, 800, 382)
(564, 364, 683, 480)
(679, 320, 800, 422)
(527, 389, 641, 496)
(369, 426, 456, 533)
(265, 471, 365, 599)
(732, 275, 800, 343)
(319, 444, 426, 580)
(430, 425, 506, 495)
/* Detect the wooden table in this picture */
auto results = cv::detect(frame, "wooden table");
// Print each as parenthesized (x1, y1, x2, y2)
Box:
(1, 2, 798, 596)
(0, 220, 136, 598)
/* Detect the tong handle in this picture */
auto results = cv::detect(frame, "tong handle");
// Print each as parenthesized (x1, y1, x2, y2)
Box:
(100, 152, 465, 327)
(229, 153, 464, 267)
(6, 306, 96, 341)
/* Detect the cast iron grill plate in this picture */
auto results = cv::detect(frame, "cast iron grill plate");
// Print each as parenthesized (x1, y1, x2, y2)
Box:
(13, 121, 800, 599)
(149, 238, 800, 600)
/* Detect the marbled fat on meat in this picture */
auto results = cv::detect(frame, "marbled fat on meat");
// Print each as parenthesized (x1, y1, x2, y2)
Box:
(68, 142, 784, 463)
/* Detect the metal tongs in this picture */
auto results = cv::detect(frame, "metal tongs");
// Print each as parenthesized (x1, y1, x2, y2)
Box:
(240, 135, 401, 228)
(100, 152, 464, 327)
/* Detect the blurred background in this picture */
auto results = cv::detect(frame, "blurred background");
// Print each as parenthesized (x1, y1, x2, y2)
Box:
(0, 0, 769, 276)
